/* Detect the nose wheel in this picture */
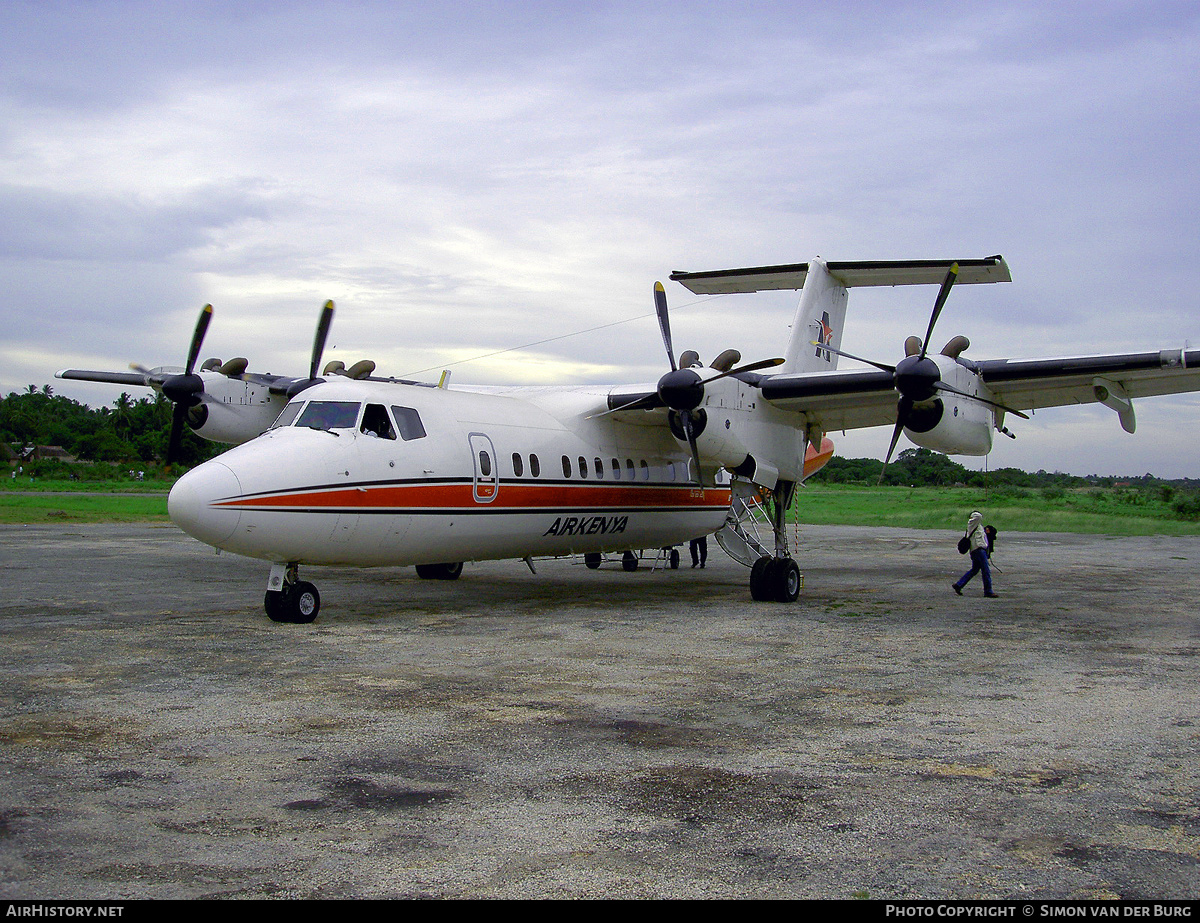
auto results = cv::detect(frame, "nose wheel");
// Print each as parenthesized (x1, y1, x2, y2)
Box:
(265, 563, 320, 623)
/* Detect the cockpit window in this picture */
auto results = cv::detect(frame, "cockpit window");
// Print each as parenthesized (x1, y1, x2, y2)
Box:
(270, 402, 303, 430)
(296, 401, 361, 431)
(390, 406, 427, 441)
(360, 404, 396, 440)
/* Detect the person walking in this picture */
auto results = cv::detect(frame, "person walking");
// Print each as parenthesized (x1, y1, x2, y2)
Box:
(953, 510, 998, 597)
(689, 535, 708, 568)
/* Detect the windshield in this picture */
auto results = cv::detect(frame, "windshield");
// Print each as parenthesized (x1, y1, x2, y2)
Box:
(269, 402, 303, 430)
(295, 401, 361, 431)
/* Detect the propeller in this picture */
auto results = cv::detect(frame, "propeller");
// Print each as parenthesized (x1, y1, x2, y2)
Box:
(157, 304, 214, 465)
(812, 263, 1029, 481)
(650, 282, 784, 487)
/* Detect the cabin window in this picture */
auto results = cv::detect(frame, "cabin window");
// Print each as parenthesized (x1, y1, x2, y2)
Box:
(270, 402, 303, 430)
(625, 458, 635, 479)
(512, 452, 523, 477)
(530, 454, 541, 477)
(562, 455, 571, 477)
(478, 451, 492, 477)
(296, 401, 361, 431)
(360, 404, 396, 440)
(390, 406, 427, 441)
(578, 456, 588, 478)
(611, 458, 621, 480)
(594, 457, 603, 479)
(640, 460, 650, 481)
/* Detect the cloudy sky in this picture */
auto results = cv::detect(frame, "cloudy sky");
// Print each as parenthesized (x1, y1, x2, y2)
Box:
(3, 1, 1199, 476)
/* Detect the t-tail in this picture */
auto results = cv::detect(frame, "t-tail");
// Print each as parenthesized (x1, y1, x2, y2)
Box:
(669, 255, 1011, 375)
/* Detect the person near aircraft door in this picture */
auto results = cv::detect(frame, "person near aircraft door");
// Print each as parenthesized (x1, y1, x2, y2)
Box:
(953, 510, 997, 597)
(690, 535, 708, 568)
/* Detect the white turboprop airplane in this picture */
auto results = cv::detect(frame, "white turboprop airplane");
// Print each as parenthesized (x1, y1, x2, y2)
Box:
(69, 255, 1200, 623)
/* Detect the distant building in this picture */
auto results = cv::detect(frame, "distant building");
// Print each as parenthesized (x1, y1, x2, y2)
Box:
(10, 445, 79, 464)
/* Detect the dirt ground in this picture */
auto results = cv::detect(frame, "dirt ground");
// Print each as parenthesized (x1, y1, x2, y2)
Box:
(0, 522, 1197, 899)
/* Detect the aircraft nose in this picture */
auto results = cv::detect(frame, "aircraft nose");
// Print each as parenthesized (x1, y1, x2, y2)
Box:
(168, 461, 243, 547)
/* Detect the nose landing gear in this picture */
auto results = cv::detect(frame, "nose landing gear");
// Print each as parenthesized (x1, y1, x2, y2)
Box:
(265, 563, 320, 624)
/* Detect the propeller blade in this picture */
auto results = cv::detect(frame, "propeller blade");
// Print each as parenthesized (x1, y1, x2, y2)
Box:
(932, 381, 1031, 419)
(879, 397, 913, 484)
(810, 341, 896, 373)
(653, 282, 677, 371)
(167, 401, 189, 466)
(309, 300, 335, 380)
(918, 263, 958, 360)
(184, 305, 214, 376)
(680, 409, 705, 489)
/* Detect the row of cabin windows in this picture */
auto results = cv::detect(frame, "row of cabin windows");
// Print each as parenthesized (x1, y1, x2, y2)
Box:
(506, 452, 689, 483)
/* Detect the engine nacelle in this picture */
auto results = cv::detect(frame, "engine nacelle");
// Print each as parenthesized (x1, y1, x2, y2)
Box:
(187, 374, 288, 445)
(669, 377, 809, 489)
(902, 356, 994, 456)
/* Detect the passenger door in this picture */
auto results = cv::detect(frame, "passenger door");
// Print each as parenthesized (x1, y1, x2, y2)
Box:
(468, 432, 498, 503)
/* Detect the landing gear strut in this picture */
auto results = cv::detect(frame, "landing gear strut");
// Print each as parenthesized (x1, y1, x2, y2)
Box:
(264, 563, 320, 623)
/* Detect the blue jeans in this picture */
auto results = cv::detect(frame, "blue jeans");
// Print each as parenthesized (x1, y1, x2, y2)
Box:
(955, 548, 993, 594)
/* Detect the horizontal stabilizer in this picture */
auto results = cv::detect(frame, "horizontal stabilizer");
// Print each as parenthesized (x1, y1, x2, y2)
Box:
(670, 256, 1010, 294)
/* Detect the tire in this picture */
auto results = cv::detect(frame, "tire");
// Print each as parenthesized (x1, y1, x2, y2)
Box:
(584, 553, 602, 570)
(749, 556, 773, 601)
(264, 590, 288, 622)
(669, 549, 680, 570)
(772, 558, 801, 603)
(622, 551, 638, 572)
(290, 581, 321, 622)
(265, 581, 320, 623)
(416, 562, 463, 580)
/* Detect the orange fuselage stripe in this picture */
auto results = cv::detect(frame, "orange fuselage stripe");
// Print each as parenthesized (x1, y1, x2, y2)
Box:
(216, 481, 732, 512)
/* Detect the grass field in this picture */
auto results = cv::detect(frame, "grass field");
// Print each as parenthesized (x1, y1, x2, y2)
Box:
(4, 477, 1200, 534)
(794, 484, 1200, 536)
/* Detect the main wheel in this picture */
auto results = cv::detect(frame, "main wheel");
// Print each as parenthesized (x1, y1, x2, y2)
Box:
(584, 553, 602, 570)
(622, 551, 638, 572)
(771, 558, 802, 603)
(416, 562, 463, 580)
(749, 556, 773, 601)
(669, 548, 680, 570)
(435, 561, 463, 580)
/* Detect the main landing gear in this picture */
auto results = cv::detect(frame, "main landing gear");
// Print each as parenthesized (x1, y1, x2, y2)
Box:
(264, 563, 320, 624)
(415, 562, 464, 580)
(749, 555, 802, 602)
(754, 479, 803, 602)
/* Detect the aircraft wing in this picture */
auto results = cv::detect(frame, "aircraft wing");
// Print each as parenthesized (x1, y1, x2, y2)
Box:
(759, 348, 1200, 432)
(974, 350, 1200, 410)
(56, 368, 156, 388)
